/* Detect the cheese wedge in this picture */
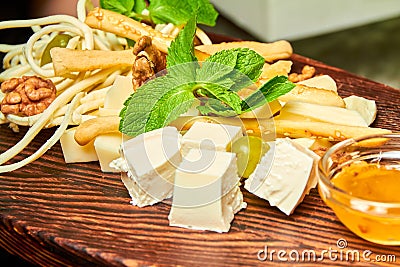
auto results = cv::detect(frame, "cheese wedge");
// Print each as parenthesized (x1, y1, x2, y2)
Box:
(181, 121, 243, 156)
(245, 138, 314, 215)
(94, 133, 123, 173)
(104, 75, 133, 110)
(60, 127, 98, 163)
(116, 127, 182, 207)
(169, 149, 246, 232)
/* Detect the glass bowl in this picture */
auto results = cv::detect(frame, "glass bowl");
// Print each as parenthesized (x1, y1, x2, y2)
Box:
(318, 133, 400, 245)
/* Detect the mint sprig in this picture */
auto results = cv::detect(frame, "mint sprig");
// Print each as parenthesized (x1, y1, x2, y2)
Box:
(119, 16, 295, 137)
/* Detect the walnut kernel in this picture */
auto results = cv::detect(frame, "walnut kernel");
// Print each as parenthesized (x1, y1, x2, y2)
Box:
(0, 76, 56, 116)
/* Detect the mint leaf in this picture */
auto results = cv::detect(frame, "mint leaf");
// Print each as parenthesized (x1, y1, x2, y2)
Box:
(167, 16, 198, 82)
(241, 76, 295, 112)
(198, 83, 242, 114)
(197, 50, 239, 83)
(120, 75, 195, 136)
(167, 16, 197, 68)
(198, 48, 264, 92)
(235, 48, 264, 81)
(197, 98, 238, 117)
(148, 0, 218, 26)
(145, 84, 195, 132)
(100, 0, 135, 17)
(132, 0, 146, 14)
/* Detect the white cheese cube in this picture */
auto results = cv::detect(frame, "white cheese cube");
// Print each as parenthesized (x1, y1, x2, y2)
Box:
(94, 133, 123, 173)
(60, 127, 98, 163)
(181, 122, 242, 156)
(120, 127, 182, 207)
(169, 149, 246, 233)
(245, 138, 313, 215)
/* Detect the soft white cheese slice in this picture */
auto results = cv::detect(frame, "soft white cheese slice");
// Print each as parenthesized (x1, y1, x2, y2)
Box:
(168, 149, 246, 232)
(119, 127, 182, 207)
(181, 121, 243, 156)
(245, 138, 313, 215)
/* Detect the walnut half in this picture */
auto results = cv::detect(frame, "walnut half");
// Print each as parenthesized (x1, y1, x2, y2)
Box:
(131, 36, 167, 90)
(1, 76, 56, 116)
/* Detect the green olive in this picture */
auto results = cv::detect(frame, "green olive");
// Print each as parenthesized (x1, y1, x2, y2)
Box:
(228, 136, 269, 179)
(40, 34, 72, 66)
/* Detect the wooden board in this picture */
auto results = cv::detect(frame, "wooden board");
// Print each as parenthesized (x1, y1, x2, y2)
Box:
(0, 35, 399, 266)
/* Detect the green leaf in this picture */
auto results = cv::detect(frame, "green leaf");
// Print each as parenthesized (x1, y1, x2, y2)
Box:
(133, 0, 146, 14)
(148, 0, 218, 26)
(235, 48, 264, 81)
(199, 83, 242, 114)
(166, 16, 199, 81)
(100, 0, 135, 16)
(197, 99, 238, 117)
(167, 15, 197, 68)
(120, 74, 197, 136)
(197, 50, 239, 83)
(193, 0, 219, 26)
(198, 48, 264, 92)
(145, 84, 195, 132)
(241, 76, 295, 112)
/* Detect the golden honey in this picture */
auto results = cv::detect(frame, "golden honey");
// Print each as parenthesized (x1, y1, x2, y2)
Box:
(324, 161, 400, 245)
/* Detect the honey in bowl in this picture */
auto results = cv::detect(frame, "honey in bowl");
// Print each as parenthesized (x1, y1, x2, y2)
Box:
(327, 161, 400, 245)
(318, 133, 400, 245)
(332, 161, 400, 203)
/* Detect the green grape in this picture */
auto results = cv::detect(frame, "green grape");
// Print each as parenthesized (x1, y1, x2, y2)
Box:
(40, 34, 72, 66)
(228, 136, 269, 179)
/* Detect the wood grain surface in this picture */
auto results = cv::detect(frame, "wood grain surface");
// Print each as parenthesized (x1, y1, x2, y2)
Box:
(0, 35, 399, 267)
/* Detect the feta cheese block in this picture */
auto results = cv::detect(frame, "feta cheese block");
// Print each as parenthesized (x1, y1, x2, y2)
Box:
(60, 127, 98, 163)
(244, 138, 314, 215)
(169, 149, 246, 233)
(118, 127, 182, 207)
(181, 121, 243, 156)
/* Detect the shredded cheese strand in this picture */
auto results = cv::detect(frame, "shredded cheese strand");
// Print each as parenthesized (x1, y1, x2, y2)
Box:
(0, 93, 83, 173)
(0, 15, 93, 49)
